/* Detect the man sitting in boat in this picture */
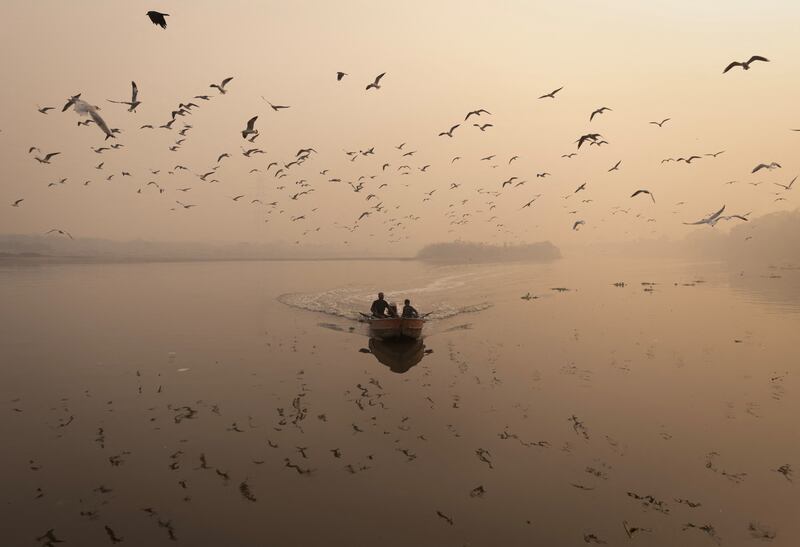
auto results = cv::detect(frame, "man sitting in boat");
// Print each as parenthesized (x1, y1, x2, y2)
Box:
(371, 292, 390, 317)
(402, 299, 419, 318)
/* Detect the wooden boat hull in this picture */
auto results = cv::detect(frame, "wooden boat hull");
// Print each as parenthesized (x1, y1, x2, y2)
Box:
(368, 317, 425, 340)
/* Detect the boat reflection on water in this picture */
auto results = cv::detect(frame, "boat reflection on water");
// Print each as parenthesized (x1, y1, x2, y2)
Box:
(368, 337, 427, 374)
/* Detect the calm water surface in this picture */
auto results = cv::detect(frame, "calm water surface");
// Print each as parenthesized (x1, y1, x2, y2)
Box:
(1, 258, 798, 546)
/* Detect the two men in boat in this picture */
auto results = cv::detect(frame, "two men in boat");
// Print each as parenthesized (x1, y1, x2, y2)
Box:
(370, 292, 419, 318)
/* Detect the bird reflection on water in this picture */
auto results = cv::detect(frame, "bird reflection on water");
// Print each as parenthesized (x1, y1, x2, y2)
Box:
(367, 337, 428, 374)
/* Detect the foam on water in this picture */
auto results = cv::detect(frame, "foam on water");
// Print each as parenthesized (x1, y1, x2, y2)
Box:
(278, 271, 492, 322)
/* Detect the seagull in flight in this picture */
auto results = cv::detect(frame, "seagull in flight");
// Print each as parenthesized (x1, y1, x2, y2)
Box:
(262, 97, 290, 111)
(538, 86, 563, 99)
(366, 72, 386, 90)
(574, 182, 587, 193)
(649, 118, 671, 127)
(590, 107, 612, 121)
(684, 205, 726, 226)
(723, 55, 769, 73)
(241, 116, 258, 140)
(108, 81, 141, 112)
(37, 106, 54, 114)
(146, 11, 169, 28)
(210, 77, 234, 94)
(465, 109, 491, 120)
(438, 124, 460, 137)
(631, 189, 655, 203)
(336, 71, 347, 81)
(705, 150, 725, 157)
(774, 176, 796, 190)
(11, 199, 24, 207)
(572, 220, 585, 230)
(752, 162, 781, 173)
(34, 152, 60, 164)
(608, 160, 622, 172)
(46, 228, 73, 239)
(474, 123, 493, 131)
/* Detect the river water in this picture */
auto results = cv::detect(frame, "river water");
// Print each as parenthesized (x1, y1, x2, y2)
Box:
(1, 257, 798, 546)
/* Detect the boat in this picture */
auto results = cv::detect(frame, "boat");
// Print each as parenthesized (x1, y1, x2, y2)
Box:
(366, 316, 425, 340)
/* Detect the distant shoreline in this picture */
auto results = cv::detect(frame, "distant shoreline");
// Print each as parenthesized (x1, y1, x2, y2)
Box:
(0, 254, 416, 265)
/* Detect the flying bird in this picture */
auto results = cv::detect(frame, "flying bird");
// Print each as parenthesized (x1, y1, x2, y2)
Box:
(608, 160, 622, 172)
(37, 106, 54, 114)
(631, 189, 655, 203)
(684, 205, 726, 226)
(34, 152, 60, 164)
(774, 176, 796, 190)
(474, 123, 493, 131)
(263, 98, 290, 111)
(649, 118, 671, 127)
(107, 81, 141, 112)
(210, 77, 234, 94)
(61, 93, 81, 112)
(752, 162, 781, 173)
(465, 109, 491, 120)
(336, 71, 347, 81)
(538, 86, 563, 99)
(366, 72, 386, 90)
(589, 107, 612, 121)
(573, 220, 585, 230)
(438, 124, 460, 137)
(723, 55, 769, 73)
(46, 229, 73, 239)
(146, 11, 169, 29)
(11, 199, 24, 207)
(67, 97, 115, 140)
(241, 116, 258, 140)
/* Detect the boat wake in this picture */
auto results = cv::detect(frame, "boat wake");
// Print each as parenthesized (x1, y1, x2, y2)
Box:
(278, 275, 492, 323)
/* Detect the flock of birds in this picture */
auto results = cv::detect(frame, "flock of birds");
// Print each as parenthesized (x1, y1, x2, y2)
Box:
(6, 12, 795, 249)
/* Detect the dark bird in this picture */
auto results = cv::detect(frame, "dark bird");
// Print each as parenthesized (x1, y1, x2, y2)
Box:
(34, 152, 60, 164)
(705, 150, 725, 157)
(576, 133, 601, 149)
(61, 93, 81, 112)
(631, 189, 655, 203)
(677, 155, 702, 163)
(562, 153, 577, 158)
(263, 98, 290, 111)
(589, 107, 612, 121)
(366, 72, 386, 90)
(108, 81, 141, 112)
(684, 205, 726, 226)
(37, 106, 54, 114)
(210, 77, 234, 95)
(536, 172, 550, 177)
(474, 123, 493, 131)
(723, 55, 769, 73)
(574, 182, 587, 193)
(538, 86, 563, 99)
(649, 118, 671, 127)
(104, 525, 123, 543)
(11, 199, 24, 207)
(752, 162, 781, 173)
(572, 220, 585, 230)
(436, 511, 454, 526)
(336, 71, 347, 81)
(608, 160, 622, 172)
(439, 124, 460, 137)
(241, 116, 258, 140)
(465, 109, 491, 120)
(774, 175, 796, 190)
(146, 11, 169, 29)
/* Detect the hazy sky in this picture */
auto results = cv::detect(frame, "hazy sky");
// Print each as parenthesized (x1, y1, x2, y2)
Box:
(1, 1, 798, 253)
